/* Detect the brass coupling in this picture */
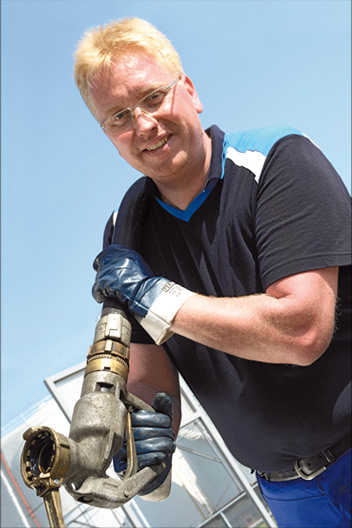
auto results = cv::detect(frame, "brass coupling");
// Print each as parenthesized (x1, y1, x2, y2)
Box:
(21, 426, 71, 497)
(85, 339, 130, 379)
(21, 427, 70, 527)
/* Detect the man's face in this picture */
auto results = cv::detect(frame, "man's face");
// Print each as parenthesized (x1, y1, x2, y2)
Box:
(88, 53, 208, 188)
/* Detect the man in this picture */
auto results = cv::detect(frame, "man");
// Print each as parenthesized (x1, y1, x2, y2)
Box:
(74, 18, 351, 528)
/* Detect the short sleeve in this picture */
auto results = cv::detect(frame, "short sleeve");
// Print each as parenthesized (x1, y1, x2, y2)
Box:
(255, 135, 351, 289)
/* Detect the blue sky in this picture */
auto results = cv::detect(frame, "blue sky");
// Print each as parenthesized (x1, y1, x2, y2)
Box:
(2, 0, 351, 427)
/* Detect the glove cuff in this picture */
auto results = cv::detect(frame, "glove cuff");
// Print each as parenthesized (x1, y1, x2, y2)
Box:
(139, 459, 172, 501)
(135, 281, 195, 345)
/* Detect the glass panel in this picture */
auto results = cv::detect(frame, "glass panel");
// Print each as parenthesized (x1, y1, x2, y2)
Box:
(201, 514, 230, 528)
(134, 478, 207, 527)
(65, 504, 133, 527)
(237, 462, 258, 485)
(223, 494, 265, 528)
(176, 420, 242, 513)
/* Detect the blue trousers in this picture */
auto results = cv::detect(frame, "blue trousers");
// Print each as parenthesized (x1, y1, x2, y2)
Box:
(257, 449, 351, 528)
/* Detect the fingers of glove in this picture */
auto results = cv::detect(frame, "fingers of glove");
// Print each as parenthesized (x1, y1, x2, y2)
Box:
(93, 244, 153, 275)
(136, 452, 168, 470)
(134, 438, 176, 456)
(113, 439, 175, 473)
(91, 284, 107, 304)
(152, 393, 173, 418)
(92, 244, 154, 308)
(92, 280, 127, 305)
(113, 448, 127, 473)
(131, 409, 172, 429)
(114, 452, 166, 474)
(93, 244, 127, 271)
(132, 426, 175, 441)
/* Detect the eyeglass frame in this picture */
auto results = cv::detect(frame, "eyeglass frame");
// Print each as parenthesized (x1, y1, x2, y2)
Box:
(100, 78, 179, 133)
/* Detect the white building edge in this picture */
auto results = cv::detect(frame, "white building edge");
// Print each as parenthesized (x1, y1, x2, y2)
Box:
(1, 362, 276, 528)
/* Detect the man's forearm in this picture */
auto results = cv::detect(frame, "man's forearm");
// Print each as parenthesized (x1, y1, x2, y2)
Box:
(92, 245, 338, 365)
(128, 343, 182, 434)
(171, 274, 337, 366)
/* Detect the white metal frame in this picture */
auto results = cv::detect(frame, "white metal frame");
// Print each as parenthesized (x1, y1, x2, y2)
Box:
(179, 378, 276, 528)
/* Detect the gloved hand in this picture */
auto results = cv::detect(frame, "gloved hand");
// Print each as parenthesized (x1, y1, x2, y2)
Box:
(113, 393, 176, 496)
(93, 244, 194, 345)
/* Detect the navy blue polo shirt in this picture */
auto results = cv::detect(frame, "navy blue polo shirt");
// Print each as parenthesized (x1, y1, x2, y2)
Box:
(103, 125, 351, 471)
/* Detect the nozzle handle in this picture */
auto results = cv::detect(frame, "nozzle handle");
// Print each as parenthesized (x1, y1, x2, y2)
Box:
(43, 490, 65, 528)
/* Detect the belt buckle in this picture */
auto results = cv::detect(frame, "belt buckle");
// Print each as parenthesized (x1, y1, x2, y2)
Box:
(293, 459, 327, 481)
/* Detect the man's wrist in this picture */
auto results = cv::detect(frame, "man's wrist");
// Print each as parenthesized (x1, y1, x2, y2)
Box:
(135, 281, 195, 345)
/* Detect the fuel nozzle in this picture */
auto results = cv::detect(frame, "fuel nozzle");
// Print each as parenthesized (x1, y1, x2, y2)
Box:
(20, 306, 165, 528)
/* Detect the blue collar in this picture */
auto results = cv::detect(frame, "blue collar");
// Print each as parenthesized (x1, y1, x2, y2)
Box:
(155, 125, 226, 221)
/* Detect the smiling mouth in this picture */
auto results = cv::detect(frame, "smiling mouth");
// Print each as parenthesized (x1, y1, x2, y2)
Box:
(145, 135, 171, 152)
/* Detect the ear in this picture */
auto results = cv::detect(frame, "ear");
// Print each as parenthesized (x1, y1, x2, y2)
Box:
(181, 74, 204, 114)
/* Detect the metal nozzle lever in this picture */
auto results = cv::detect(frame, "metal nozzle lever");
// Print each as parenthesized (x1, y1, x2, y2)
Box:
(43, 491, 65, 528)
(124, 412, 138, 479)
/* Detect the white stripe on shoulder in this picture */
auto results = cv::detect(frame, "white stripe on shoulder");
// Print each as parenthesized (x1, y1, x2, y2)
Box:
(226, 147, 266, 183)
(303, 133, 321, 151)
(112, 210, 118, 227)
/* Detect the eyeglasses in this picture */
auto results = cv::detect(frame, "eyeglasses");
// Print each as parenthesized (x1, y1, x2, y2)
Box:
(100, 79, 179, 134)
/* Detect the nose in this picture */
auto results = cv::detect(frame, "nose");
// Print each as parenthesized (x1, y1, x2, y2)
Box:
(132, 107, 158, 135)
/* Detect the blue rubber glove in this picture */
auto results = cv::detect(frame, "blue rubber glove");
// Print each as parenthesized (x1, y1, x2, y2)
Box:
(113, 393, 176, 495)
(93, 244, 194, 345)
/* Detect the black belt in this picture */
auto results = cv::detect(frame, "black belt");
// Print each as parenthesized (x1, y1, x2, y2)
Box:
(258, 433, 351, 482)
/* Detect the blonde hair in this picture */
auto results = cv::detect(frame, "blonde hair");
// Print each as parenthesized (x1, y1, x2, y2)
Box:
(74, 17, 183, 119)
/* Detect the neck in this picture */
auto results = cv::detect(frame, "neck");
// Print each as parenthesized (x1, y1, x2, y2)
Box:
(159, 133, 212, 211)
